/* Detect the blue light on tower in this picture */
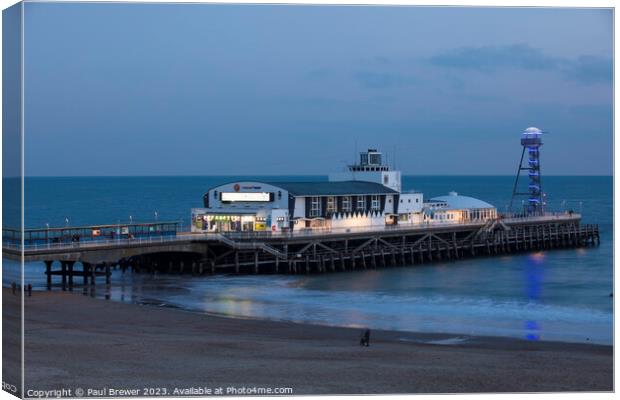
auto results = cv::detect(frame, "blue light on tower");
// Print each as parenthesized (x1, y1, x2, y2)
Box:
(510, 127, 545, 215)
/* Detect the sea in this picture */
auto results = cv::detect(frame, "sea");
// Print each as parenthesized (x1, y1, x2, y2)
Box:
(2, 176, 614, 345)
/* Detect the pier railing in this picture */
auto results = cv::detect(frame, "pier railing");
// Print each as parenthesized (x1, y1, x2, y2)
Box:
(2, 221, 179, 250)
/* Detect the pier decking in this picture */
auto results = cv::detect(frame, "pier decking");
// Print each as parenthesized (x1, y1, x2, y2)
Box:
(2, 214, 599, 286)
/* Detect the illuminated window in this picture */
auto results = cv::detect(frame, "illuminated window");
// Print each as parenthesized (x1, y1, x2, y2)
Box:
(357, 196, 366, 210)
(371, 195, 380, 211)
(326, 196, 336, 213)
(310, 197, 321, 217)
(342, 196, 351, 212)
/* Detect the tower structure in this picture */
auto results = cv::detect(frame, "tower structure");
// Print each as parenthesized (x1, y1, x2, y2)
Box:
(510, 127, 544, 215)
(328, 148, 401, 192)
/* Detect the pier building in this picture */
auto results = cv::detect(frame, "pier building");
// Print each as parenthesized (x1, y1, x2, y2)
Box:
(191, 149, 496, 233)
(424, 192, 497, 223)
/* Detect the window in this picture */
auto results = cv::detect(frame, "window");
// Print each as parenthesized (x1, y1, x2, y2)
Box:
(371, 195, 380, 211)
(326, 196, 336, 213)
(310, 196, 321, 217)
(357, 196, 366, 210)
(342, 196, 351, 212)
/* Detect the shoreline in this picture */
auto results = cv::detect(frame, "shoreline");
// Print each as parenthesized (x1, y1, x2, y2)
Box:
(4, 288, 613, 394)
(20, 279, 614, 347)
(133, 294, 613, 347)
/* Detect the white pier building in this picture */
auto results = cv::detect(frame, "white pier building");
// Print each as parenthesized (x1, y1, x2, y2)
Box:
(191, 149, 497, 233)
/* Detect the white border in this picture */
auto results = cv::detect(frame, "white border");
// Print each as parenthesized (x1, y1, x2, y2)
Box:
(0, 1, 615, 400)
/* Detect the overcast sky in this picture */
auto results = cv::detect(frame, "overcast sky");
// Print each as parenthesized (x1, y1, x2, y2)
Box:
(22, 3, 612, 176)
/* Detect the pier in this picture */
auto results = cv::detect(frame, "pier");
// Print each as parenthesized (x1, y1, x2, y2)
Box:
(2, 214, 599, 287)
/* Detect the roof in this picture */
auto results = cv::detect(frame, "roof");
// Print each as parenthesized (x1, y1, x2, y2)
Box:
(430, 192, 495, 209)
(267, 181, 398, 196)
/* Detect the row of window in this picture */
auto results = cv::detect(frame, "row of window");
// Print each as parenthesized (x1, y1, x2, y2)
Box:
(310, 195, 381, 217)
(399, 198, 420, 204)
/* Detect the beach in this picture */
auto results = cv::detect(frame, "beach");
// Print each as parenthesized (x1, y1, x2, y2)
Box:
(3, 288, 613, 395)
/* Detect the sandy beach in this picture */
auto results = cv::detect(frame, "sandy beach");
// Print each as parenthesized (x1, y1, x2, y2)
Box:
(3, 288, 613, 395)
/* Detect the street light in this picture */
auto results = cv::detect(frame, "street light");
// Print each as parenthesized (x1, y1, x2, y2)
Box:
(129, 215, 133, 225)
(154, 211, 159, 221)
(65, 217, 69, 227)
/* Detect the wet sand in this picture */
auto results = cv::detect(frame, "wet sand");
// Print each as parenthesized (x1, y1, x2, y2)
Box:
(4, 289, 613, 395)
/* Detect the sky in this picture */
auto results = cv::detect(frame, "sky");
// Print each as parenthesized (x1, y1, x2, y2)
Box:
(18, 2, 613, 176)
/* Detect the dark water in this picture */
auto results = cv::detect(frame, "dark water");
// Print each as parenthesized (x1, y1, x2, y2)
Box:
(3, 176, 613, 344)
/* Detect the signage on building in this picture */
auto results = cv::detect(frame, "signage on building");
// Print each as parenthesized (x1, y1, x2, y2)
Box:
(221, 192, 271, 202)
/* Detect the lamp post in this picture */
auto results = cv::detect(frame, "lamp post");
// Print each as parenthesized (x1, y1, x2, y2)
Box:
(154, 211, 159, 221)
(46, 223, 50, 247)
(129, 215, 133, 225)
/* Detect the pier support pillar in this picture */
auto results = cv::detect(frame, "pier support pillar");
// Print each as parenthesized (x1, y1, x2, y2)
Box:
(44, 260, 53, 287)
(61, 261, 67, 290)
(67, 261, 75, 287)
(105, 263, 111, 284)
(83, 263, 90, 286)
(90, 264, 96, 285)
(254, 251, 259, 274)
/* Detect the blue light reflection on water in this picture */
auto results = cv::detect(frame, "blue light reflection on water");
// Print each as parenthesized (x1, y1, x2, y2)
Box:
(524, 252, 545, 341)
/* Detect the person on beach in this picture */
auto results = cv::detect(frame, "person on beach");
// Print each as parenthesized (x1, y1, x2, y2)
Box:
(360, 329, 370, 347)
(11, 282, 16, 295)
(27, 284, 32, 297)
